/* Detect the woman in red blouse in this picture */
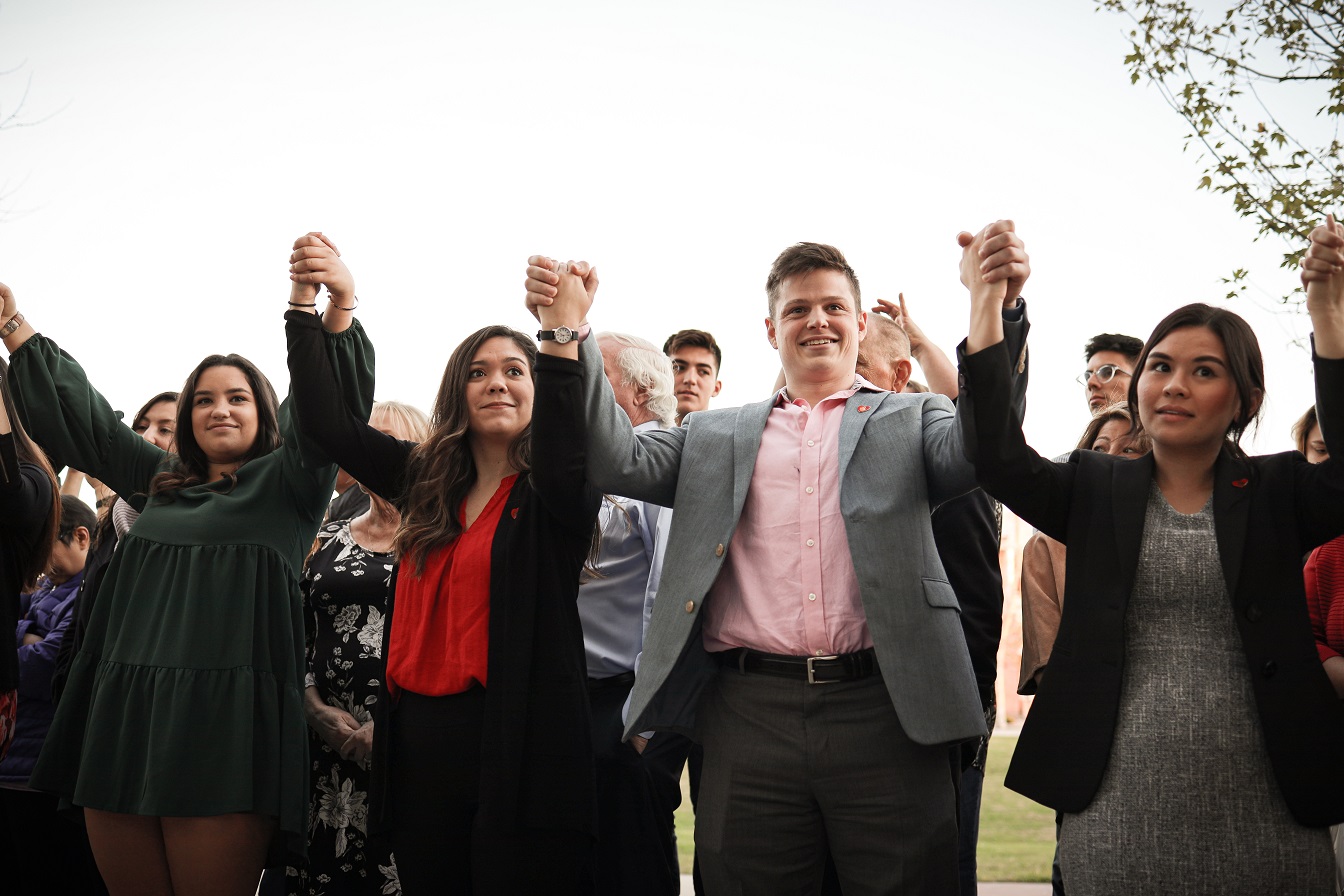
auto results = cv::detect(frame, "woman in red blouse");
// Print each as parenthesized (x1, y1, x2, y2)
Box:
(284, 234, 600, 895)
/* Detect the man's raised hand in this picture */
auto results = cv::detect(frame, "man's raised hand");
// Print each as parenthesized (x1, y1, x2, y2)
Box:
(1303, 214, 1344, 359)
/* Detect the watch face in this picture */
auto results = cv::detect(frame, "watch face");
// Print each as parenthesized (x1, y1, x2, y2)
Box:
(554, 326, 574, 344)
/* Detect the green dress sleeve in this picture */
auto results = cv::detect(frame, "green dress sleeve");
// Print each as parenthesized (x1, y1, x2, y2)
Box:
(8, 333, 166, 500)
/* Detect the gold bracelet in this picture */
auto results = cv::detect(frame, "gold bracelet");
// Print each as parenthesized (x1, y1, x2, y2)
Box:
(0, 313, 24, 338)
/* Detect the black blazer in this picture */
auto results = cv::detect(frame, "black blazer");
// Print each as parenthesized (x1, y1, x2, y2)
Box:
(286, 314, 601, 840)
(959, 338, 1344, 827)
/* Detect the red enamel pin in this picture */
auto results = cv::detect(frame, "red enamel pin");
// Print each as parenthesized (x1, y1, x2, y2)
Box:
(857, 405, 871, 413)
(511, 508, 519, 518)
(1232, 479, 1248, 488)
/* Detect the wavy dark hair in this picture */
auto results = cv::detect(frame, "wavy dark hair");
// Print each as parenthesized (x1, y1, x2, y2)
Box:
(1, 355, 60, 589)
(396, 326, 535, 575)
(149, 355, 282, 498)
(1127, 303, 1264, 456)
(132, 391, 180, 433)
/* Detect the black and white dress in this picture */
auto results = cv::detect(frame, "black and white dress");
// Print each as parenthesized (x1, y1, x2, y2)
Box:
(286, 520, 400, 896)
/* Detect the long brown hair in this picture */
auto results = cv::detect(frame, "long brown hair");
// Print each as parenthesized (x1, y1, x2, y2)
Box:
(396, 326, 536, 575)
(1, 355, 60, 589)
(150, 355, 282, 498)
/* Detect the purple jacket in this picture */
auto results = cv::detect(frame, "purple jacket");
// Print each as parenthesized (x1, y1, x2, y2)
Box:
(0, 571, 83, 785)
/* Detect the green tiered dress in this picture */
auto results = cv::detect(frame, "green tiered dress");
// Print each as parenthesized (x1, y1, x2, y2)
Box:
(12, 325, 373, 862)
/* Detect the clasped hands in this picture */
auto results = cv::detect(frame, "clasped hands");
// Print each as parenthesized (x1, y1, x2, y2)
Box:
(287, 232, 355, 309)
(524, 256, 597, 329)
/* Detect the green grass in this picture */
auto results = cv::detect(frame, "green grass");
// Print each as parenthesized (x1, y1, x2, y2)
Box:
(669, 734, 1054, 881)
(977, 735, 1055, 882)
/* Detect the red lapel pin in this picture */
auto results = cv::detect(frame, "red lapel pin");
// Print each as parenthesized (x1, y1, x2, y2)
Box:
(857, 405, 871, 413)
(511, 507, 519, 518)
(1232, 478, 1248, 488)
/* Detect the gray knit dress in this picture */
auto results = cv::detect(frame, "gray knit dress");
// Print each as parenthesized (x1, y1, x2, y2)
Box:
(1059, 483, 1334, 895)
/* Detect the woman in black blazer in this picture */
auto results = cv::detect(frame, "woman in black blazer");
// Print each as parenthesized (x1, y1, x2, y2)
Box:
(957, 217, 1344, 893)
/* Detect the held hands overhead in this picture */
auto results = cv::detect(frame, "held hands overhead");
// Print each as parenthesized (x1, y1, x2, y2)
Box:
(960, 220, 1030, 354)
(287, 232, 357, 332)
(525, 256, 599, 328)
(1302, 214, 1344, 359)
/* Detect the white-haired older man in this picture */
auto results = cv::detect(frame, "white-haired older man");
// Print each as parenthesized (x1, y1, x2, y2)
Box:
(582, 332, 688, 895)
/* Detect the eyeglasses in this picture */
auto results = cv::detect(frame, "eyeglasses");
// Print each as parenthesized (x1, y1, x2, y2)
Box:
(1077, 364, 1131, 386)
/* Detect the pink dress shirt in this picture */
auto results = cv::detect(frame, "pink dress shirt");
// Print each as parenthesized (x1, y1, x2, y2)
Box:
(702, 380, 877, 657)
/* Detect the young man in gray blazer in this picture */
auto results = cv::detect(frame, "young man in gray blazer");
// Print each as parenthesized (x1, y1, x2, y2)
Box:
(525, 222, 1029, 895)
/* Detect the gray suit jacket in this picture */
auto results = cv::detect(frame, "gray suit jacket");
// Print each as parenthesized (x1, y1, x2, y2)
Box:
(575, 313, 1028, 747)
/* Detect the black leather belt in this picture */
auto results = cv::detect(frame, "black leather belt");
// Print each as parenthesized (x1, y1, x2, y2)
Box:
(587, 671, 636, 692)
(715, 647, 877, 684)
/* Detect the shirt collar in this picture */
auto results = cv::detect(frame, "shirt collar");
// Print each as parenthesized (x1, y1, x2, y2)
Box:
(774, 375, 883, 407)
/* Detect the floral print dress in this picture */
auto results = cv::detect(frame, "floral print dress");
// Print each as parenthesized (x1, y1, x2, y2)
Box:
(286, 520, 400, 896)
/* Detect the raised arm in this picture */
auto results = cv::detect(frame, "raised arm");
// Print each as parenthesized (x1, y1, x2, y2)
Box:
(1294, 215, 1344, 552)
(962, 219, 1029, 354)
(288, 232, 358, 334)
(956, 223, 1073, 539)
(285, 312, 402, 503)
(524, 257, 685, 507)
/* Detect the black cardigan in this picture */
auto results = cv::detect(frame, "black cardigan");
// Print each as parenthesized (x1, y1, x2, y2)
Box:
(959, 338, 1344, 827)
(285, 313, 601, 839)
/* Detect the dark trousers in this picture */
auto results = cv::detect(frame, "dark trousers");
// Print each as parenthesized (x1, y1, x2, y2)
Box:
(695, 669, 959, 896)
(383, 688, 591, 896)
(957, 764, 985, 895)
(588, 675, 690, 896)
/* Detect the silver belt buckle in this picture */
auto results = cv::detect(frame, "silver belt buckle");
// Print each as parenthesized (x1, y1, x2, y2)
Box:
(806, 654, 840, 684)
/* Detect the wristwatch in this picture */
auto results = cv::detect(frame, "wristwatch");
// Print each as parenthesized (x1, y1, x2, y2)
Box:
(536, 324, 590, 344)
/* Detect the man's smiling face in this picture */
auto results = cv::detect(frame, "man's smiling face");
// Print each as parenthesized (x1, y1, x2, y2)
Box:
(766, 268, 866, 390)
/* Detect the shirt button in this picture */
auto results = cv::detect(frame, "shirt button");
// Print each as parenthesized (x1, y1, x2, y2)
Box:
(807, 439, 815, 447)
(805, 486, 814, 494)
(714, 543, 724, 557)
(808, 593, 817, 601)
(685, 601, 696, 613)
(806, 539, 815, 547)
(816, 649, 825, 656)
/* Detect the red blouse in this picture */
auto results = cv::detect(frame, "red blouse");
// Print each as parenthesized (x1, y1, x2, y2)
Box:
(386, 474, 517, 696)
(1305, 534, 1344, 663)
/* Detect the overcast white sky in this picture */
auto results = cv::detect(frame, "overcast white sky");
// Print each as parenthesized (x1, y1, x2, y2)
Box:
(0, 0, 1330, 464)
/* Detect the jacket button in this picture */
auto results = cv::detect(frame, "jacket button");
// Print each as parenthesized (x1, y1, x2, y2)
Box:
(685, 601, 695, 613)
(714, 544, 724, 557)
(1262, 660, 1277, 679)
(1245, 604, 1263, 623)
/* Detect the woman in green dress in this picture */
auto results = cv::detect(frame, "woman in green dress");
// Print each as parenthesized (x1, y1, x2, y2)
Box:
(0, 266, 373, 896)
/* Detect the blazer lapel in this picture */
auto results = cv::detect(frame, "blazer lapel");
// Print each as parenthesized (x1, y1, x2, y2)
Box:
(1111, 452, 1154, 603)
(732, 399, 774, 520)
(1212, 451, 1253, 600)
(838, 388, 888, 481)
